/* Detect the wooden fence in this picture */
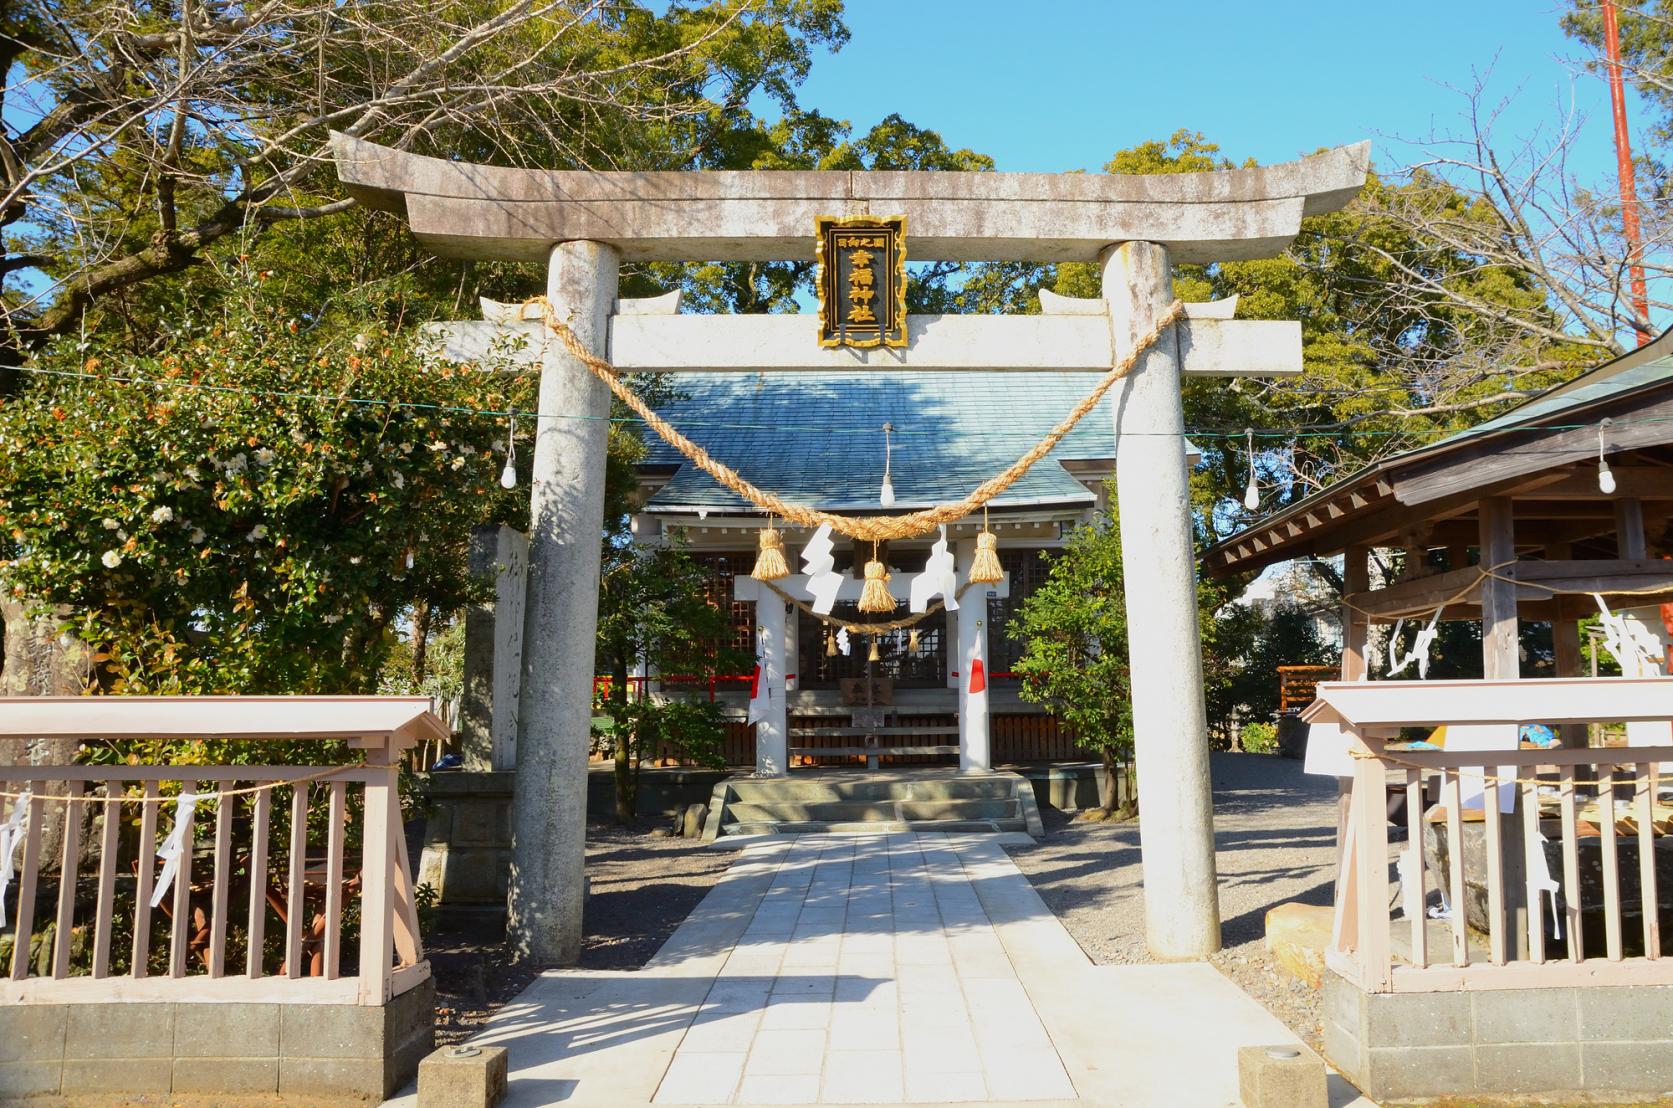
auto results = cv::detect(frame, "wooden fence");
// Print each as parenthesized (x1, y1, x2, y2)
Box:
(0, 697, 439, 1007)
(1313, 677, 1673, 993)
(1279, 664, 1337, 714)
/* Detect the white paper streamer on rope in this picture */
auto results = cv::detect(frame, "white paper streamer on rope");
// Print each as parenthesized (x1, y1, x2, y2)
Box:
(800, 523, 842, 615)
(0, 789, 29, 929)
(150, 791, 205, 908)
(836, 628, 851, 656)
(1593, 593, 1662, 676)
(909, 526, 959, 614)
(1387, 605, 1445, 679)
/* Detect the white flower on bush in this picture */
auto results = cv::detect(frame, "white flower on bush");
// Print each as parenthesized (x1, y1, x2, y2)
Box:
(224, 453, 248, 475)
(400, 442, 414, 455)
(349, 555, 363, 565)
(189, 528, 206, 544)
(101, 518, 120, 530)
(322, 613, 343, 625)
(254, 448, 275, 465)
(392, 472, 405, 489)
(450, 455, 466, 470)
(246, 524, 268, 541)
(427, 441, 447, 453)
(150, 506, 174, 524)
(367, 603, 383, 619)
(183, 465, 202, 481)
(101, 550, 122, 569)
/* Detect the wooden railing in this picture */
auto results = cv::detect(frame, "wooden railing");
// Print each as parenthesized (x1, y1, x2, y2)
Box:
(1279, 664, 1337, 714)
(0, 697, 441, 1006)
(1310, 677, 1673, 993)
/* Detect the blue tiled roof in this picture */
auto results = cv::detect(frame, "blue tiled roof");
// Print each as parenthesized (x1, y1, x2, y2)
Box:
(1430, 355, 1673, 446)
(640, 371, 1132, 512)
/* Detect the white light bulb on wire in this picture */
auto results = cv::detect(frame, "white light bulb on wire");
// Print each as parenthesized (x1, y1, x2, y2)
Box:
(499, 413, 519, 490)
(879, 422, 896, 507)
(1242, 427, 1260, 511)
(1597, 417, 1616, 494)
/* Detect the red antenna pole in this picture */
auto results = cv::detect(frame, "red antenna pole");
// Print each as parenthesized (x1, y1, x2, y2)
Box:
(1603, 0, 1653, 345)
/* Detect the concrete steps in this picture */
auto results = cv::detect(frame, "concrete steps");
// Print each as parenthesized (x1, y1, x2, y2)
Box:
(701, 771, 1044, 840)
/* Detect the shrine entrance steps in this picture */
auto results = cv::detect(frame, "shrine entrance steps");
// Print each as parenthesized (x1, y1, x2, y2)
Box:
(700, 770, 1045, 841)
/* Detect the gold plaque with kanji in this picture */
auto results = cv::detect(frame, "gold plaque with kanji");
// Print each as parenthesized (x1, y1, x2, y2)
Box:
(816, 216, 907, 348)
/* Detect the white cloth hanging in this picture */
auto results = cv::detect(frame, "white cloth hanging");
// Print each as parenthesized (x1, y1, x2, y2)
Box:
(1593, 593, 1662, 676)
(151, 791, 205, 908)
(1388, 605, 1445, 679)
(800, 523, 842, 615)
(909, 526, 959, 614)
(836, 628, 851, 656)
(0, 789, 29, 929)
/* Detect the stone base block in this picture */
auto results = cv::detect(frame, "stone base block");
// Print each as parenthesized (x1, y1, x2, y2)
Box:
(1324, 970, 1673, 1102)
(0, 977, 433, 1101)
(1237, 1044, 1327, 1108)
(420, 771, 515, 935)
(418, 1043, 509, 1108)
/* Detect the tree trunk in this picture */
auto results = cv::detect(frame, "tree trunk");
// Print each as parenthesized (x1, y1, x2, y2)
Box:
(410, 600, 432, 689)
(0, 598, 93, 862)
(610, 654, 635, 824)
(1100, 747, 1138, 820)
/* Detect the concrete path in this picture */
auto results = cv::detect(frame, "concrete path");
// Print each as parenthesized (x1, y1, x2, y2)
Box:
(395, 831, 1353, 1107)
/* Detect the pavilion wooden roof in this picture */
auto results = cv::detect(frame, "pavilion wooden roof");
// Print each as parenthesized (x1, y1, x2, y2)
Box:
(1202, 330, 1673, 599)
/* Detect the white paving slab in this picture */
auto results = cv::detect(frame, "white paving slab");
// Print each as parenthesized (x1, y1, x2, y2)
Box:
(385, 832, 1371, 1107)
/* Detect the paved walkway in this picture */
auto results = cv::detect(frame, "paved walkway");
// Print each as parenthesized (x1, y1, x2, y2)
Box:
(401, 832, 1349, 1107)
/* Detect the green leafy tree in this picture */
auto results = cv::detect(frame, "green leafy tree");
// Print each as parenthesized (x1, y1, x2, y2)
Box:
(0, 275, 533, 695)
(594, 538, 748, 822)
(1008, 496, 1235, 817)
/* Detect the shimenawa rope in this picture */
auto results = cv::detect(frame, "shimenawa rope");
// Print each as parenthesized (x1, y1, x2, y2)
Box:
(519, 296, 1188, 542)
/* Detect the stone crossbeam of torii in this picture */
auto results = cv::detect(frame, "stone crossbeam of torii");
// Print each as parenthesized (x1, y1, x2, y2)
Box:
(332, 132, 1370, 967)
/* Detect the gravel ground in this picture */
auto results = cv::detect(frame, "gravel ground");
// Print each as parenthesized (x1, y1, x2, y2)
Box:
(429, 821, 730, 1044)
(1004, 751, 1340, 1047)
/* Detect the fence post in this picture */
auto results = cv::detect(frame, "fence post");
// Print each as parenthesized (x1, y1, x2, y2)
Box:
(358, 746, 396, 1005)
(1354, 747, 1393, 990)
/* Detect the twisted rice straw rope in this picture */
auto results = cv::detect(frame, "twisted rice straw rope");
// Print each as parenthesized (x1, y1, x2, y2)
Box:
(518, 296, 1188, 542)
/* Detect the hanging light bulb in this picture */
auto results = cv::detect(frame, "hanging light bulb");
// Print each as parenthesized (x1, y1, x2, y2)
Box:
(1597, 417, 1617, 494)
(499, 413, 519, 489)
(1242, 427, 1260, 511)
(879, 422, 896, 507)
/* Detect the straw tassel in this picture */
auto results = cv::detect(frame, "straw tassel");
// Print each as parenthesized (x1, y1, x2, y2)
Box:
(751, 520, 790, 581)
(858, 548, 897, 613)
(825, 631, 837, 657)
(868, 638, 881, 662)
(969, 530, 1003, 584)
(908, 628, 920, 652)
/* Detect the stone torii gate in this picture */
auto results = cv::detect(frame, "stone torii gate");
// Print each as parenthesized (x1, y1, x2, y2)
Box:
(332, 133, 1369, 966)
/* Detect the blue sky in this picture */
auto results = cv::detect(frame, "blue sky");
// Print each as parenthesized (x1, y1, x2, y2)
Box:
(781, 1, 1642, 185)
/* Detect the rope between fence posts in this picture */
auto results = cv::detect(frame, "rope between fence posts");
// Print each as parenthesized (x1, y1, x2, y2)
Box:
(1336, 560, 1673, 622)
(0, 762, 401, 805)
(518, 295, 1188, 543)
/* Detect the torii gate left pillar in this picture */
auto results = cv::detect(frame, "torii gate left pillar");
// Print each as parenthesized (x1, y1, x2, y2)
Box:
(504, 241, 618, 966)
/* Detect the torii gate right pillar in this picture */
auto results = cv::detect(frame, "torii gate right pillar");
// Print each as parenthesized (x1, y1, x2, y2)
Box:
(1102, 240, 1222, 959)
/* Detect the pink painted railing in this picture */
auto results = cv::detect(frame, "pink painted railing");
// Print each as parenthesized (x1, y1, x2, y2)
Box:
(0, 697, 441, 1006)
(1310, 678, 1673, 993)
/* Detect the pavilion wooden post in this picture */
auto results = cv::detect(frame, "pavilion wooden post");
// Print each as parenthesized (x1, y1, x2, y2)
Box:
(1102, 240, 1221, 958)
(507, 240, 620, 966)
(1548, 542, 1589, 748)
(1336, 545, 1371, 885)
(1479, 496, 1531, 959)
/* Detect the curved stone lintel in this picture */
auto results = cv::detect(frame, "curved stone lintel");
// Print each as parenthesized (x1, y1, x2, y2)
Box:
(332, 132, 1369, 264)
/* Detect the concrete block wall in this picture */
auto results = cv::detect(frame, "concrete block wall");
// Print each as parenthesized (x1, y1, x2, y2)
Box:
(0, 979, 433, 1101)
(1324, 970, 1673, 1102)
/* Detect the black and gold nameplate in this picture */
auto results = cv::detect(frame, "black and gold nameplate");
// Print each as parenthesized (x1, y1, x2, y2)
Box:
(816, 216, 907, 348)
